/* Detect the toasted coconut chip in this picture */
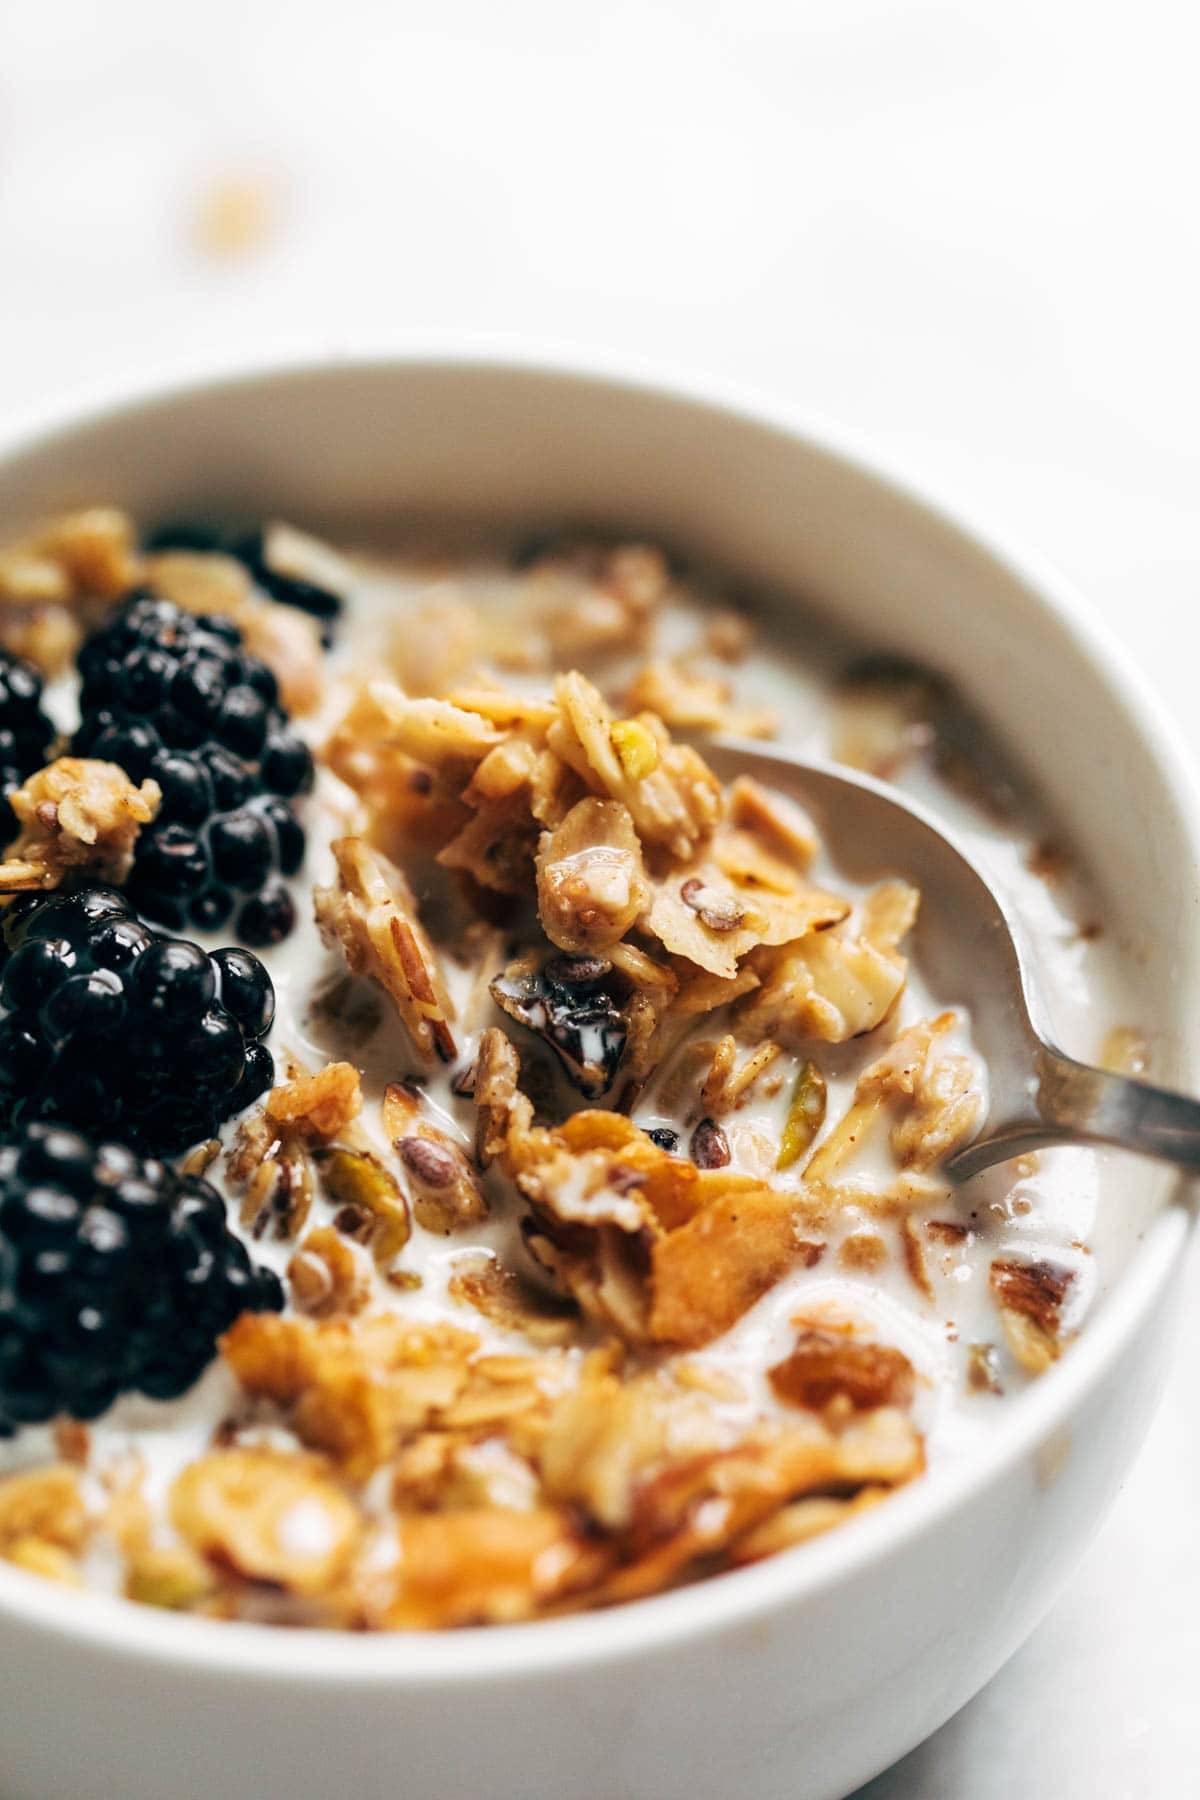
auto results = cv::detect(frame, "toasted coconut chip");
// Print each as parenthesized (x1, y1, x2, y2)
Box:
(438, 801, 541, 895)
(314, 836, 456, 1063)
(623, 660, 775, 737)
(727, 775, 819, 866)
(366, 1507, 610, 1630)
(447, 688, 560, 732)
(353, 681, 503, 767)
(321, 682, 468, 846)
(624, 661, 730, 728)
(536, 797, 649, 954)
(593, 1409, 922, 1605)
(170, 1448, 361, 1596)
(547, 672, 722, 861)
(737, 898, 911, 1044)
(860, 879, 920, 954)
(730, 1486, 888, 1563)
(644, 861, 847, 981)
(647, 1181, 804, 1347)
(0, 758, 160, 892)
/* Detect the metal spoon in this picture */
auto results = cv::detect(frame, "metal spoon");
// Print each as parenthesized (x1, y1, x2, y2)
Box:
(709, 740, 1200, 1183)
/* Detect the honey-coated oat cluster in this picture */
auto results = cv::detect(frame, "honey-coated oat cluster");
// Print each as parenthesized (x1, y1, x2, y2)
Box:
(0, 513, 1085, 1629)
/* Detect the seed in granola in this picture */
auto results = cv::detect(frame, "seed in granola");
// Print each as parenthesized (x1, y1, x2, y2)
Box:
(679, 876, 745, 932)
(776, 1061, 827, 1170)
(609, 719, 659, 780)
(689, 1117, 730, 1169)
(644, 1125, 680, 1152)
(396, 1137, 457, 1189)
(450, 1062, 477, 1098)
(543, 954, 613, 990)
(0, 1120, 282, 1431)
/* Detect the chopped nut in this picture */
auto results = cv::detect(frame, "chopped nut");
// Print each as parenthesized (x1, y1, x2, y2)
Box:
(610, 718, 660, 780)
(384, 1084, 487, 1232)
(777, 1061, 827, 1169)
(966, 1343, 1003, 1395)
(288, 1226, 372, 1318)
(680, 875, 745, 932)
(900, 1214, 934, 1301)
(314, 836, 456, 1063)
(266, 1063, 362, 1142)
(317, 1148, 411, 1266)
(689, 1117, 730, 1169)
(990, 1258, 1073, 1373)
(769, 1330, 915, 1412)
(838, 1231, 888, 1273)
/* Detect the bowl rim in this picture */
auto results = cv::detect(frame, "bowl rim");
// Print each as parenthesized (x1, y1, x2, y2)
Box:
(0, 342, 1195, 1683)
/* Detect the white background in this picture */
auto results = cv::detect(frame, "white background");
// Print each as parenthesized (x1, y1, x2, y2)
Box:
(1, 3, 1197, 1794)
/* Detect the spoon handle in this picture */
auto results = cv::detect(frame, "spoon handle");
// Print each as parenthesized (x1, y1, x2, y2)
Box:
(946, 1042, 1200, 1182)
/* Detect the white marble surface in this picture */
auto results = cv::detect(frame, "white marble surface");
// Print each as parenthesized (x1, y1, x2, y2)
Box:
(1, 3, 1198, 1794)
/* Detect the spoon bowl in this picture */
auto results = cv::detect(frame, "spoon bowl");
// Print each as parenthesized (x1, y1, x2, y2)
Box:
(711, 740, 1200, 1182)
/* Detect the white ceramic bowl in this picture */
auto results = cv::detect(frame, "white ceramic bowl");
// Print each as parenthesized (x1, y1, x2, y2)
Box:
(0, 354, 1195, 1800)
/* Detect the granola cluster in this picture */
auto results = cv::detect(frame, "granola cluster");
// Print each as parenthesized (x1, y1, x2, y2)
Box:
(0, 516, 1105, 1630)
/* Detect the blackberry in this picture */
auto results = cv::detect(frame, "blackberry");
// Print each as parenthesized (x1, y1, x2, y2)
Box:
(0, 1120, 282, 1431)
(0, 650, 56, 843)
(0, 885, 275, 1154)
(73, 595, 312, 942)
(145, 520, 344, 635)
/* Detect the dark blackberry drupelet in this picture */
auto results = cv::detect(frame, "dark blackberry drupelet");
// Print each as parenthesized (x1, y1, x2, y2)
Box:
(0, 650, 57, 844)
(73, 594, 312, 944)
(0, 885, 276, 1154)
(0, 1120, 283, 1432)
(144, 520, 344, 638)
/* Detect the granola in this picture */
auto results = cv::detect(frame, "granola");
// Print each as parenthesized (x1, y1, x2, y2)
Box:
(0, 511, 1119, 1632)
